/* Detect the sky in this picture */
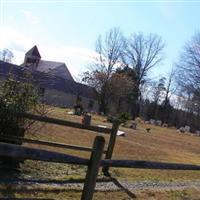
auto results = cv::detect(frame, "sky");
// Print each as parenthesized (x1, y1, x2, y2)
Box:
(0, 0, 200, 80)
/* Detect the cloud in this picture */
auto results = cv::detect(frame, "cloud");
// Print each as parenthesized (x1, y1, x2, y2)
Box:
(22, 10, 40, 25)
(0, 26, 97, 78)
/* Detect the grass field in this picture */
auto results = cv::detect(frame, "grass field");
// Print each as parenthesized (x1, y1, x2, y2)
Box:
(2, 188, 200, 200)
(1, 106, 200, 199)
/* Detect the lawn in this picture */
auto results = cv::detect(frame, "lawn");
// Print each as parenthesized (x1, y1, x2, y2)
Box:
(1, 106, 200, 199)
(2, 188, 200, 200)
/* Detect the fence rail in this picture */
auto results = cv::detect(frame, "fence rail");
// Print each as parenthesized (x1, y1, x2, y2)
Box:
(0, 135, 107, 153)
(17, 112, 111, 133)
(101, 159, 200, 170)
(0, 142, 89, 165)
(1, 141, 200, 171)
(16, 112, 119, 175)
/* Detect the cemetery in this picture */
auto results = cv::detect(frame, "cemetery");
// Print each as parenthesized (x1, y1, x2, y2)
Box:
(1, 2, 200, 199)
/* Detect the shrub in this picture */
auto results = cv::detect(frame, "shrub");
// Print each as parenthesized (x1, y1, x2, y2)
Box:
(0, 78, 39, 169)
(118, 112, 131, 123)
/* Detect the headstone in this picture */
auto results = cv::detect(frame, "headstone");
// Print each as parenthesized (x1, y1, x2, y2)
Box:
(185, 126, 190, 132)
(97, 125, 107, 128)
(130, 121, 137, 129)
(123, 120, 137, 129)
(196, 130, 200, 136)
(162, 123, 168, 127)
(135, 117, 142, 124)
(117, 130, 126, 137)
(82, 114, 91, 126)
(145, 121, 150, 124)
(155, 120, 162, 126)
(179, 127, 185, 133)
(150, 119, 156, 125)
(67, 111, 74, 115)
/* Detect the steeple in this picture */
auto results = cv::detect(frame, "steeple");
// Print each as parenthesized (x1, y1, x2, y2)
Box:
(24, 45, 41, 66)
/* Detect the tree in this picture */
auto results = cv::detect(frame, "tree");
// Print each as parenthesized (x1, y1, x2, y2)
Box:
(163, 69, 175, 107)
(0, 49, 14, 63)
(161, 68, 176, 123)
(123, 33, 165, 118)
(176, 32, 200, 118)
(177, 33, 200, 91)
(82, 28, 125, 114)
(147, 77, 166, 119)
(152, 77, 166, 105)
(115, 66, 137, 111)
(107, 72, 135, 113)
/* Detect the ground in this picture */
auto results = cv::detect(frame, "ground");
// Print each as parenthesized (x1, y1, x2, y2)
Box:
(1, 106, 200, 199)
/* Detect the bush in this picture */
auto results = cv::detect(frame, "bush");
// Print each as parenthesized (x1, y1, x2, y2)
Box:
(107, 115, 116, 123)
(118, 112, 131, 123)
(0, 78, 39, 169)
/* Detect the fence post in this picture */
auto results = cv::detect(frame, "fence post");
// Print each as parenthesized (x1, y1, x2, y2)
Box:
(102, 120, 120, 176)
(81, 136, 105, 200)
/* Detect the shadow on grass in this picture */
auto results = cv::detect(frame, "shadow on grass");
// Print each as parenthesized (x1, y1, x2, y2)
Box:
(0, 198, 54, 200)
(0, 185, 55, 200)
(110, 177, 136, 199)
(0, 184, 16, 199)
(0, 169, 55, 200)
(0, 169, 136, 199)
(0, 177, 111, 185)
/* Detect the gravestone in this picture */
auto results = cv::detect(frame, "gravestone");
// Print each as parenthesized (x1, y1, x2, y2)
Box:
(196, 130, 200, 136)
(155, 120, 162, 126)
(82, 114, 91, 126)
(185, 126, 190, 132)
(123, 120, 137, 129)
(150, 119, 156, 125)
(162, 123, 168, 127)
(179, 127, 185, 133)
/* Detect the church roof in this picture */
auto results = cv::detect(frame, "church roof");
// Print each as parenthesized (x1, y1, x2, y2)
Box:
(23, 46, 74, 81)
(25, 45, 41, 58)
(24, 60, 74, 81)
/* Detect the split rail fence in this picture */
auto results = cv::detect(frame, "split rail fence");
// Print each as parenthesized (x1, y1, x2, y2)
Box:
(0, 112, 200, 200)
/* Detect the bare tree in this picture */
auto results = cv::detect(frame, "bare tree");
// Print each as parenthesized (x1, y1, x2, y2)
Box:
(159, 68, 176, 123)
(176, 33, 200, 94)
(123, 33, 165, 118)
(0, 49, 14, 63)
(163, 69, 174, 105)
(152, 77, 166, 105)
(82, 28, 125, 114)
(176, 32, 200, 118)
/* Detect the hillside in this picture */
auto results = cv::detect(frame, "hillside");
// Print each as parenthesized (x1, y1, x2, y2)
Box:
(1, 107, 200, 199)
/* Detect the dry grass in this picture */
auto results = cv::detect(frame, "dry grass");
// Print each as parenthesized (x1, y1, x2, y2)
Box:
(25, 106, 200, 181)
(1, 187, 200, 200)
(1, 106, 200, 199)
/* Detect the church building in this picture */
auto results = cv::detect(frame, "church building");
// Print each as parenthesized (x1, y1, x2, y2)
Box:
(0, 46, 98, 111)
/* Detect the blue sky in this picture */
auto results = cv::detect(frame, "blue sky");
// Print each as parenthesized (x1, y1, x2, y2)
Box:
(0, 0, 200, 79)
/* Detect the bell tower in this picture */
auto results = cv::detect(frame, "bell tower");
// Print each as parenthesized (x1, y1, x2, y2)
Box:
(24, 45, 41, 66)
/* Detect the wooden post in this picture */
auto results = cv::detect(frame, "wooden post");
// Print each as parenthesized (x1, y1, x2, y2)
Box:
(102, 120, 120, 176)
(81, 136, 105, 200)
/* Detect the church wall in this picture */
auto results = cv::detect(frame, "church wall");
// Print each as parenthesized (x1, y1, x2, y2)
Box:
(43, 89, 99, 111)
(43, 89, 76, 107)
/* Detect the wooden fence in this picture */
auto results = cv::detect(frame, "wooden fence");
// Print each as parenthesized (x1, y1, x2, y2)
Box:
(17, 112, 120, 175)
(0, 113, 200, 200)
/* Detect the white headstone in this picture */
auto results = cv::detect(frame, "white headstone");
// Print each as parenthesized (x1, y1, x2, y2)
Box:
(185, 126, 190, 132)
